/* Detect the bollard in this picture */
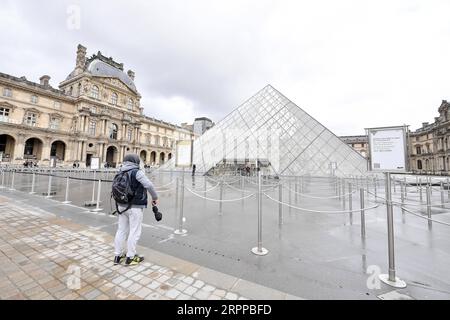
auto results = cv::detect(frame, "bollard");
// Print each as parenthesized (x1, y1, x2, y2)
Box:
(360, 188, 365, 238)
(338, 178, 341, 200)
(174, 169, 187, 235)
(426, 185, 432, 229)
(204, 176, 207, 198)
(219, 180, 223, 215)
(278, 183, 283, 226)
(46, 173, 53, 198)
(441, 182, 445, 209)
(9, 170, 15, 190)
(62, 176, 71, 204)
(251, 167, 268, 256)
(29, 173, 36, 194)
(348, 183, 353, 225)
(379, 172, 406, 288)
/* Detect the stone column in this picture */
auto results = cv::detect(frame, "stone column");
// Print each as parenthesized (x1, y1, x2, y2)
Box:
(81, 141, 86, 162)
(42, 137, 52, 161)
(102, 144, 107, 162)
(13, 133, 26, 162)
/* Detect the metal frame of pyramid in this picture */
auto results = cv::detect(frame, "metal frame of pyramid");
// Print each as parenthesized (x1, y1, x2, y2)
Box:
(164, 85, 368, 177)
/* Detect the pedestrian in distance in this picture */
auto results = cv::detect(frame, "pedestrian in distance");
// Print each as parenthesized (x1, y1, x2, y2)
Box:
(111, 153, 160, 266)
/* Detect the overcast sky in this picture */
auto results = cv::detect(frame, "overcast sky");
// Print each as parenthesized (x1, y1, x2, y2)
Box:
(1, 0, 450, 135)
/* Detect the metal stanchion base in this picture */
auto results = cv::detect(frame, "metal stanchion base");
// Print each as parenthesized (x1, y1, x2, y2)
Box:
(379, 274, 407, 288)
(29, 191, 36, 194)
(90, 208, 103, 212)
(174, 229, 187, 235)
(62, 201, 71, 204)
(8, 188, 16, 191)
(251, 247, 269, 256)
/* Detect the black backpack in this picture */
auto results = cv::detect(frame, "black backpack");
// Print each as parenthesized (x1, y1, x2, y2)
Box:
(111, 168, 137, 214)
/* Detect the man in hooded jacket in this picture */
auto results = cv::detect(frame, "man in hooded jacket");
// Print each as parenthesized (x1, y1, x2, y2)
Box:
(113, 153, 158, 266)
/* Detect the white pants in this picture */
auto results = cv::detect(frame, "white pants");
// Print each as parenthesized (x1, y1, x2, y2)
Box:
(114, 207, 143, 258)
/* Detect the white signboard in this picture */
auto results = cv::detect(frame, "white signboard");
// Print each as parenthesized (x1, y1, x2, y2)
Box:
(367, 126, 408, 172)
(90, 157, 100, 170)
(176, 140, 192, 167)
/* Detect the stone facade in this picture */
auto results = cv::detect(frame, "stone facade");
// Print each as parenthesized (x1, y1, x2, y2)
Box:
(408, 100, 450, 175)
(0, 44, 196, 168)
(339, 135, 368, 158)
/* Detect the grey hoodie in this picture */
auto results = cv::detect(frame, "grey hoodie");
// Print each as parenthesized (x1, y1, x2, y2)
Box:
(119, 161, 158, 208)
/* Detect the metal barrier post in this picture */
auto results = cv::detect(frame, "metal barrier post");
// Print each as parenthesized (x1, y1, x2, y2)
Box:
(0, 170, 4, 189)
(288, 180, 292, 214)
(278, 183, 283, 226)
(45, 173, 53, 198)
(348, 183, 353, 225)
(251, 166, 268, 256)
(175, 177, 179, 215)
(374, 177, 377, 199)
(441, 181, 445, 208)
(9, 170, 15, 190)
(174, 168, 187, 235)
(219, 180, 223, 215)
(379, 172, 406, 288)
(294, 178, 298, 203)
(403, 177, 407, 198)
(63, 176, 71, 204)
(426, 185, 432, 229)
(447, 177, 450, 201)
(29, 173, 36, 194)
(91, 179, 103, 212)
(360, 188, 365, 238)
(342, 181, 346, 210)
(400, 182, 405, 217)
(419, 178, 423, 202)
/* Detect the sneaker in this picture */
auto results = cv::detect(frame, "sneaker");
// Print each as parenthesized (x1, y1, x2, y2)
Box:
(113, 254, 126, 265)
(125, 255, 144, 266)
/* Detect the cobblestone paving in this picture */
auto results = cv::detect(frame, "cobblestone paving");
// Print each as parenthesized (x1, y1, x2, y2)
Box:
(0, 199, 250, 300)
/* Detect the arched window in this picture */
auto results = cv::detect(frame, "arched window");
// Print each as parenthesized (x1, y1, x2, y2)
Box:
(111, 92, 118, 105)
(127, 98, 133, 110)
(110, 123, 118, 140)
(417, 160, 422, 170)
(91, 86, 99, 99)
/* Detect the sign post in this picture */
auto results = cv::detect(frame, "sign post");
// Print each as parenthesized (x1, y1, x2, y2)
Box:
(366, 125, 408, 289)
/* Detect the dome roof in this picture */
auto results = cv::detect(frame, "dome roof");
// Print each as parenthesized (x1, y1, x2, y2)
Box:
(87, 59, 137, 94)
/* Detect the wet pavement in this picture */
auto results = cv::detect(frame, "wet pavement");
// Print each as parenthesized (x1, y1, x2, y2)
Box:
(1, 169, 450, 299)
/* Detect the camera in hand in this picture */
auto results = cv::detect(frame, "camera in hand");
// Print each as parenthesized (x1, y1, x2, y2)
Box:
(152, 205, 162, 221)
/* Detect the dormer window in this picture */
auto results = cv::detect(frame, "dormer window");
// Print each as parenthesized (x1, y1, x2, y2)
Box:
(31, 95, 38, 104)
(111, 92, 118, 105)
(127, 98, 133, 110)
(91, 85, 99, 99)
(3, 88, 12, 97)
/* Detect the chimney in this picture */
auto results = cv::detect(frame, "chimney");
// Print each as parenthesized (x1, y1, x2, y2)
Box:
(39, 75, 50, 87)
(75, 44, 87, 75)
(127, 70, 135, 81)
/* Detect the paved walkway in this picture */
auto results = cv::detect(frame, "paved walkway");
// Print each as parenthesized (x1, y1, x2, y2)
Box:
(0, 196, 301, 300)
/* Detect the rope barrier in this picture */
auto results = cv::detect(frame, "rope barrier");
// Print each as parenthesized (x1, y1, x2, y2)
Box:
(400, 206, 450, 227)
(263, 193, 380, 214)
(184, 185, 255, 202)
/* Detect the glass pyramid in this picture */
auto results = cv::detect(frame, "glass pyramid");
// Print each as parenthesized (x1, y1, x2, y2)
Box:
(170, 85, 367, 177)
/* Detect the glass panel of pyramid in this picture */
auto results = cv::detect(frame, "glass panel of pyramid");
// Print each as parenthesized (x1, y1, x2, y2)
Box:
(169, 85, 368, 177)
